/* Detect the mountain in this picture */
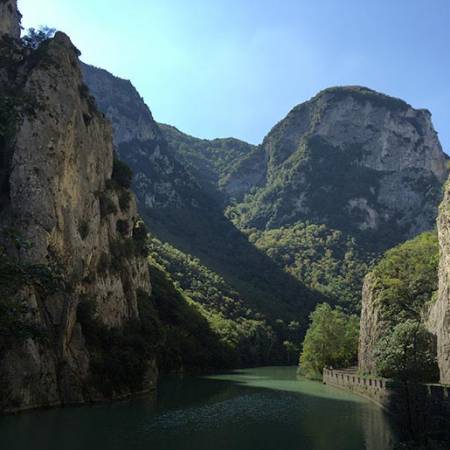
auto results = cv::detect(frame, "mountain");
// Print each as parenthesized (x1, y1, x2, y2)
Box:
(155, 87, 448, 311)
(226, 86, 448, 249)
(83, 61, 449, 320)
(0, 4, 225, 413)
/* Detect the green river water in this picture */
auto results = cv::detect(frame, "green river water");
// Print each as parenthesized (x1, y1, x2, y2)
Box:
(0, 366, 398, 450)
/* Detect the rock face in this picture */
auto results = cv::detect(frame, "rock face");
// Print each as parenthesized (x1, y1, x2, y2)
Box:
(0, 18, 155, 412)
(357, 273, 384, 374)
(429, 183, 450, 384)
(0, 0, 21, 40)
(227, 86, 448, 250)
(358, 231, 439, 376)
(81, 63, 203, 213)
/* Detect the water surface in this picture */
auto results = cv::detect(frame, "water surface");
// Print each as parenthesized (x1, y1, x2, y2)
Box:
(0, 366, 397, 450)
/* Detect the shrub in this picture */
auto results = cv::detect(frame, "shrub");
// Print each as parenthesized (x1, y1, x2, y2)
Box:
(110, 238, 135, 272)
(99, 193, 117, 219)
(112, 156, 133, 189)
(374, 320, 439, 382)
(118, 190, 131, 211)
(132, 221, 149, 256)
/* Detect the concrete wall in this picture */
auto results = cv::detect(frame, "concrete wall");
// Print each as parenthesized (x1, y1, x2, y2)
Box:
(323, 369, 450, 445)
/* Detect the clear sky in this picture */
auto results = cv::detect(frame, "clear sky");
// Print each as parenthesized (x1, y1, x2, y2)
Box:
(19, 0, 450, 150)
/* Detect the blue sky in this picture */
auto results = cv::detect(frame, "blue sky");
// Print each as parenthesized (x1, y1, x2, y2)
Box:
(19, 0, 450, 150)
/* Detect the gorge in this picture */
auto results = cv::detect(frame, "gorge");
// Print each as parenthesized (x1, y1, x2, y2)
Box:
(1, 1, 450, 448)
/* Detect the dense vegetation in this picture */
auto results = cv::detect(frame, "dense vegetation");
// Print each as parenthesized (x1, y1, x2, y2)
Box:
(159, 123, 254, 197)
(245, 223, 371, 313)
(147, 236, 305, 366)
(368, 231, 439, 381)
(374, 320, 438, 381)
(299, 303, 359, 379)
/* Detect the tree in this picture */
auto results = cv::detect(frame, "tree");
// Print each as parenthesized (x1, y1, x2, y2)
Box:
(22, 26, 56, 50)
(299, 303, 359, 378)
(374, 320, 439, 382)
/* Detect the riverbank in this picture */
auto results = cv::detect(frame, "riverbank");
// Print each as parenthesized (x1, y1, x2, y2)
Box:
(323, 368, 450, 445)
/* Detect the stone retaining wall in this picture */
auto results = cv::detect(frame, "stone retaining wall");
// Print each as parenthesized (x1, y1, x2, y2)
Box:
(323, 368, 394, 410)
(323, 368, 450, 444)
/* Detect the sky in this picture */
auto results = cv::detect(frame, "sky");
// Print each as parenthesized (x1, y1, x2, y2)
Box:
(19, 0, 450, 150)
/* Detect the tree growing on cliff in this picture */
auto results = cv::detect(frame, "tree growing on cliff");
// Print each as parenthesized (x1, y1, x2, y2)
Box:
(21, 26, 56, 49)
(299, 303, 359, 378)
(374, 320, 439, 382)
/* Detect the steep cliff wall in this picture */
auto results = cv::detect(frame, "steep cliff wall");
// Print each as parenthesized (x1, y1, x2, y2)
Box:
(0, 0, 21, 39)
(358, 273, 384, 374)
(81, 63, 205, 213)
(0, 8, 156, 413)
(358, 232, 439, 376)
(429, 181, 450, 384)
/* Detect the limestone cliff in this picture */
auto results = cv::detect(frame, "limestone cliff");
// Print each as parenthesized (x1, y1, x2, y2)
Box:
(227, 86, 448, 251)
(80, 63, 206, 213)
(358, 232, 439, 376)
(0, 0, 21, 40)
(357, 273, 383, 374)
(0, 7, 156, 413)
(429, 182, 450, 384)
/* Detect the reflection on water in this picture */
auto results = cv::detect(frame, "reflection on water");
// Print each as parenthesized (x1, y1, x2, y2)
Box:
(0, 366, 397, 450)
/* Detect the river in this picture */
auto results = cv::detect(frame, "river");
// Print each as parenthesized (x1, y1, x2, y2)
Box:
(0, 366, 398, 450)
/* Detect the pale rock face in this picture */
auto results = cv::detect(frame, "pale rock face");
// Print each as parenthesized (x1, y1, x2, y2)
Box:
(81, 63, 204, 217)
(0, 0, 21, 39)
(0, 29, 154, 412)
(428, 182, 450, 384)
(358, 273, 386, 374)
(224, 87, 448, 245)
(347, 198, 379, 231)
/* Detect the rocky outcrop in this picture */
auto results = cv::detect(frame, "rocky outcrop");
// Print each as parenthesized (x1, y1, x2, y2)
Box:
(0, 13, 156, 413)
(0, 0, 21, 40)
(358, 273, 385, 374)
(429, 182, 450, 384)
(358, 231, 439, 376)
(227, 86, 448, 250)
(81, 63, 210, 213)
